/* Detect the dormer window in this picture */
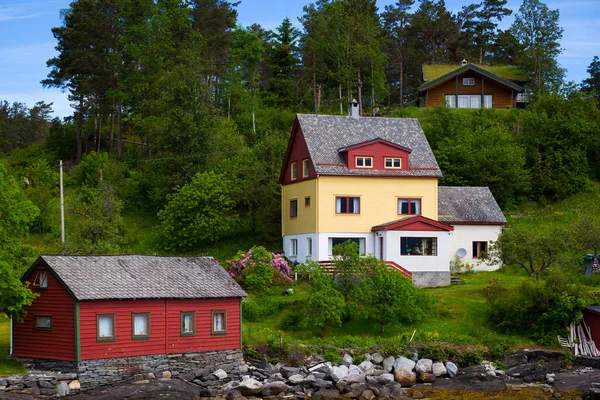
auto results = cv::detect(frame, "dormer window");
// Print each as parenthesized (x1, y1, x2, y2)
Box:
(33, 271, 48, 289)
(303, 159, 309, 177)
(355, 156, 373, 168)
(463, 77, 475, 86)
(385, 157, 402, 169)
(291, 162, 297, 180)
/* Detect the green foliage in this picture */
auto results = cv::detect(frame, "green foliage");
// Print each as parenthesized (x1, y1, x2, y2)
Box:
(331, 241, 364, 313)
(303, 269, 345, 334)
(242, 296, 282, 323)
(0, 262, 38, 321)
(158, 171, 235, 251)
(482, 278, 507, 308)
(243, 248, 275, 293)
(25, 160, 59, 234)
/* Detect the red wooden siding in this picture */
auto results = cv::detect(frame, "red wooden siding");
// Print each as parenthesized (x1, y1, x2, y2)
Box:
(79, 298, 241, 360)
(13, 265, 75, 361)
(280, 125, 317, 185)
(346, 142, 410, 171)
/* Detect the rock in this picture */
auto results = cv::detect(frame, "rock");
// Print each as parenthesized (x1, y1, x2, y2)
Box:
(393, 356, 416, 373)
(226, 389, 245, 400)
(553, 392, 562, 399)
(342, 353, 354, 367)
(371, 353, 384, 365)
(133, 380, 150, 384)
(272, 362, 284, 374)
(393, 369, 416, 387)
(358, 361, 375, 375)
(265, 381, 289, 395)
(259, 357, 271, 372)
(0, 379, 7, 386)
(280, 366, 300, 379)
(348, 365, 363, 375)
(582, 388, 600, 400)
(134, 374, 144, 381)
(432, 362, 447, 377)
(309, 363, 331, 374)
(313, 388, 342, 400)
(288, 374, 305, 385)
(37, 380, 55, 389)
(40, 388, 58, 396)
(56, 382, 70, 397)
(417, 371, 436, 383)
(378, 373, 394, 384)
(236, 378, 265, 396)
(486, 370, 497, 377)
(330, 365, 349, 382)
(360, 389, 375, 400)
(313, 378, 333, 390)
(200, 388, 219, 397)
(214, 369, 228, 380)
(415, 359, 433, 373)
(303, 375, 317, 384)
(412, 390, 426, 399)
(239, 364, 249, 374)
(147, 372, 156, 380)
(364, 353, 372, 362)
(382, 356, 395, 372)
(68, 380, 80, 390)
(446, 361, 458, 378)
(162, 371, 172, 379)
(546, 373, 556, 384)
(343, 374, 365, 384)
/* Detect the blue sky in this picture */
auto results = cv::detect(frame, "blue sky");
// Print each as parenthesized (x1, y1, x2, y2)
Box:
(0, 0, 598, 119)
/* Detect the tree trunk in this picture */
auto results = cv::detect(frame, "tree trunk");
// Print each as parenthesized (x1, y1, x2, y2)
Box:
(339, 84, 343, 115)
(371, 58, 375, 116)
(313, 54, 318, 115)
(97, 105, 103, 151)
(357, 68, 363, 116)
(399, 46, 404, 110)
(109, 99, 115, 153)
(117, 99, 122, 161)
(381, 324, 385, 334)
(479, 46, 483, 64)
(252, 91, 256, 138)
(77, 95, 83, 161)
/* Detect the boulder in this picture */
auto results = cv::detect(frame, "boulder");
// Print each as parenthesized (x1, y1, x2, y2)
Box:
(432, 362, 447, 377)
(265, 381, 289, 395)
(162, 371, 172, 379)
(280, 366, 300, 379)
(382, 356, 395, 372)
(360, 389, 375, 400)
(446, 362, 458, 378)
(303, 375, 317, 384)
(415, 359, 433, 373)
(342, 353, 354, 367)
(393, 369, 416, 387)
(288, 374, 305, 385)
(226, 389, 245, 400)
(68, 380, 81, 390)
(393, 356, 416, 373)
(258, 357, 272, 372)
(236, 378, 265, 396)
(416, 371, 436, 383)
(371, 353, 384, 365)
(313, 388, 342, 400)
(214, 369, 228, 380)
(330, 365, 349, 382)
(378, 373, 394, 384)
(348, 365, 363, 375)
(309, 363, 331, 374)
(364, 353, 372, 362)
(56, 382, 70, 397)
(358, 361, 375, 375)
(38, 380, 55, 389)
(343, 374, 365, 384)
(313, 379, 333, 390)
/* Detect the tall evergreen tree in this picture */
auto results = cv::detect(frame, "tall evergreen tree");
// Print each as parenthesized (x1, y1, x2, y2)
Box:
(582, 56, 600, 108)
(409, 0, 460, 65)
(266, 18, 300, 110)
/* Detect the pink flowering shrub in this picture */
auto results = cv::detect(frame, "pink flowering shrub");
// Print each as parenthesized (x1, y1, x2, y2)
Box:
(227, 246, 292, 292)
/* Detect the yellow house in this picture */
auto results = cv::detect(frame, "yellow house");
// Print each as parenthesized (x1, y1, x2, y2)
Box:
(279, 108, 506, 287)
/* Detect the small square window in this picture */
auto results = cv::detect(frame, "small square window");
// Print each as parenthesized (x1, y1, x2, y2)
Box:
(384, 158, 402, 169)
(336, 197, 360, 214)
(132, 313, 150, 340)
(34, 316, 52, 330)
(181, 311, 196, 336)
(355, 156, 373, 168)
(398, 198, 421, 215)
(211, 311, 227, 335)
(305, 197, 311, 207)
(473, 241, 488, 258)
(290, 199, 298, 218)
(97, 314, 116, 342)
(303, 159, 309, 177)
(33, 271, 48, 288)
(291, 162, 297, 180)
(463, 77, 475, 86)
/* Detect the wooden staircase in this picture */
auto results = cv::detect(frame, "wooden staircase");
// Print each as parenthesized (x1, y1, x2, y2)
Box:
(318, 260, 412, 281)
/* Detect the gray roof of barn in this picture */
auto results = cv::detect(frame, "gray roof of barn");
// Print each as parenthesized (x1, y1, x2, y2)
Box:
(438, 187, 506, 224)
(32, 255, 247, 300)
(297, 114, 442, 178)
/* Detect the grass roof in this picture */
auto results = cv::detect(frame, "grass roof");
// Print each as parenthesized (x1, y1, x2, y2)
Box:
(423, 64, 529, 81)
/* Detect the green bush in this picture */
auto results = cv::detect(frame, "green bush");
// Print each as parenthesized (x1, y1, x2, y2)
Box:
(280, 311, 302, 330)
(242, 296, 282, 322)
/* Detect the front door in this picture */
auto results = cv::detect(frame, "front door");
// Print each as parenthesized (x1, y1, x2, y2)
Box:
(379, 236, 384, 260)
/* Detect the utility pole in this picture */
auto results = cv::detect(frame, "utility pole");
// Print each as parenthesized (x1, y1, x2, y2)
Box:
(60, 160, 65, 244)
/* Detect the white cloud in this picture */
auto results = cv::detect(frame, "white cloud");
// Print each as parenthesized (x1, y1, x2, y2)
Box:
(0, 6, 44, 22)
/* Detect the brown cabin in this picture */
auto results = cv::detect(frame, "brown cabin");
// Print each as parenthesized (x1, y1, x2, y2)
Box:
(419, 63, 527, 109)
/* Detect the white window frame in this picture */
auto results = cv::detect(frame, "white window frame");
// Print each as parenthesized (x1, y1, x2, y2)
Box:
(33, 271, 48, 288)
(307, 238, 313, 258)
(445, 95, 456, 108)
(335, 196, 360, 214)
(290, 162, 297, 180)
(303, 159, 309, 177)
(329, 237, 366, 256)
(397, 198, 421, 215)
(463, 77, 475, 86)
(290, 239, 298, 256)
(401, 237, 438, 256)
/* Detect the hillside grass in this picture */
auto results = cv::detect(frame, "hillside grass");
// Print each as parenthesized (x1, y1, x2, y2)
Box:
(0, 315, 26, 376)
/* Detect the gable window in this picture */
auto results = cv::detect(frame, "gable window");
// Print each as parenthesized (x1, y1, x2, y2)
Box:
(132, 313, 150, 340)
(303, 159, 309, 177)
(398, 198, 421, 215)
(385, 158, 402, 169)
(181, 311, 196, 336)
(330, 237, 366, 255)
(97, 314, 116, 342)
(355, 156, 373, 168)
(336, 197, 360, 214)
(463, 77, 475, 86)
(290, 162, 297, 180)
(290, 199, 298, 218)
(33, 271, 48, 289)
(34, 316, 52, 330)
(304, 196, 311, 207)
(473, 241, 488, 258)
(211, 310, 227, 335)
(307, 238, 313, 258)
(290, 239, 298, 256)
(401, 237, 437, 256)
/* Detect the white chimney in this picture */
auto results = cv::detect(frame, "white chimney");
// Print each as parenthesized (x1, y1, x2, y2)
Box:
(461, 59, 468, 66)
(349, 99, 360, 118)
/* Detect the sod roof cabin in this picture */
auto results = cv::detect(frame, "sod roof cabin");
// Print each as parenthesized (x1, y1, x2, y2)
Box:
(13, 255, 247, 362)
(419, 62, 529, 109)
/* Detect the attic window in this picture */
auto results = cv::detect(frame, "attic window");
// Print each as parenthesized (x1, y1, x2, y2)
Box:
(303, 159, 309, 177)
(463, 77, 475, 86)
(33, 271, 48, 289)
(385, 158, 402, 169)
(355, 156, 373, 168)
(291, 162, 297, 180)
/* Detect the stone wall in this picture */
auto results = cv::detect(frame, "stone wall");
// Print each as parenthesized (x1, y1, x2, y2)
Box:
(411, 271, 450, 288)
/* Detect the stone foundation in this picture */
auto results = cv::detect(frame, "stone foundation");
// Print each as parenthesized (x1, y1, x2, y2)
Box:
(14, 349, 243, 391)
(411, 271, 451, 288)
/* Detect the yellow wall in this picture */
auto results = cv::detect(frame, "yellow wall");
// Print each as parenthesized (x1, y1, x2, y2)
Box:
(317, 175, 438, 233)
(282, 179, 318, 236)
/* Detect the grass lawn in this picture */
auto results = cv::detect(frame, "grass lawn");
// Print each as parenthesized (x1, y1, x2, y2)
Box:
(0, 315, 26, 376)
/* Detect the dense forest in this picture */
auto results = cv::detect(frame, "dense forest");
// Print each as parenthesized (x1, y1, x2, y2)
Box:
(1, 0, 600, 270)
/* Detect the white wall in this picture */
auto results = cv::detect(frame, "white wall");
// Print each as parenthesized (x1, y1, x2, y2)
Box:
(283, 233, 378, 263)
(447, 225, 503, 271)
(282, 233, 318, 264)
(382, 230, 451, 273)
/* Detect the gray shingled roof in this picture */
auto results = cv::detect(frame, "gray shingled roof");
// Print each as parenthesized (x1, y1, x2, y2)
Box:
(297, 114, 442, 178)
(438, 187, 506, 224)
(34, 255, 247, 300)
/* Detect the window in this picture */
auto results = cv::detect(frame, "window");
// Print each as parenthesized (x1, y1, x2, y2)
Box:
(132, 313, 150, 340)
(483, 95, 493, 109)
(290, 239, 298, 256)
(355, 156, 373, 168)
(398, 198, 421, 215)
(291, 162, 297, 180)
(336, 197, 360, 214)
(401, 237, 437, 256)
(34, 316, 52, 330)
(330, 237, 366, 255)
(304, 196, 311, 207)
(458, 95, 481, 108)
(211, 311, 227, 335)
(33, 271, 48, 288)
(445, 95, 456, 108)
(385, 157, 402, 169)
(303, 159, 309, 177)
(463, 77, 475, 86)
(181, 311, 196, 336)
(290, 199, 298, 218)
(97, 314, 116, 342)
(473, 241, 488, 259)
(307, 238, 313, 258)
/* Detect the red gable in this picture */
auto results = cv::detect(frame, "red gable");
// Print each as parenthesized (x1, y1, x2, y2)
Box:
(339, 138, 412, 171)
(278, 118, 317, 185)
(372, 215, 454, 232)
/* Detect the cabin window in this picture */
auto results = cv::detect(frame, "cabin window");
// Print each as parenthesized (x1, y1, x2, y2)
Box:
(132, 313, 150, 340)
(463, 77, 475, 86)
(290, 199, 298, 218)
(303, 159, 310, 177)
(97, 314, 116, 341)
(398, 198, 421, 215)
(304, 196, 311, 207)
(211, 310, 227, 335)
(180, 311, 196, 336)
(401, 237, 437, 256)
(445, 95, 456, 108)
(336, 197, 360, 214)
(291, 162, 297, 180)
(307, 237, 313, 258)
(473, 241, 488, 259)
(33, 271, 48, 289)
(355, 156, 373, 168)
(483, 95, 493, 108)
(290, 239, 298, 257)
(330, 237, 366, 255)
(34, 316, 52, 330)
(385, 157, 402, 169)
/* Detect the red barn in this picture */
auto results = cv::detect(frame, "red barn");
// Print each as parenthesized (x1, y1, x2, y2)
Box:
(14, 255, 247, 364)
